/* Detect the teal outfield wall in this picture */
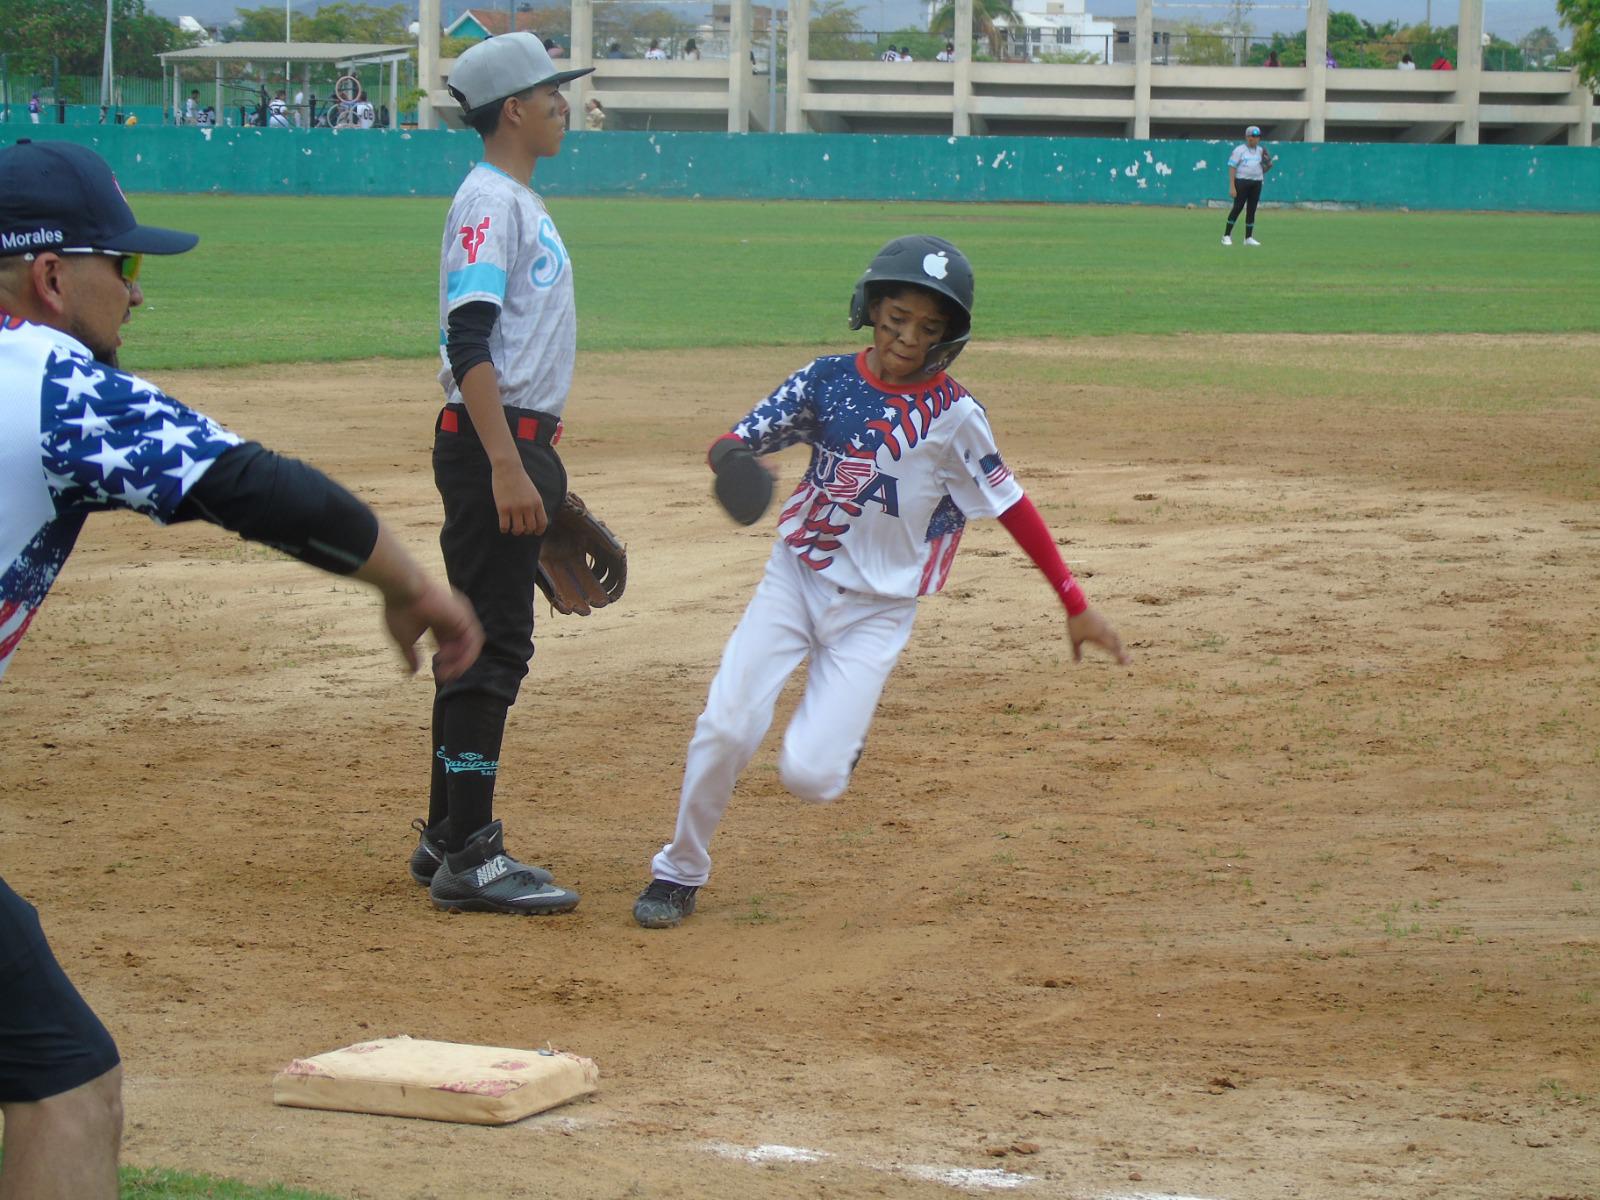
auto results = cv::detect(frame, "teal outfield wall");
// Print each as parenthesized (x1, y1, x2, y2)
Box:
(1, 126, 1595, 212)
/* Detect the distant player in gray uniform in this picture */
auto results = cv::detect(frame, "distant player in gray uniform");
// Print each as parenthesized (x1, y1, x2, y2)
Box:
(1223, 124, 1273, 246)
(407, 33, 598, 915)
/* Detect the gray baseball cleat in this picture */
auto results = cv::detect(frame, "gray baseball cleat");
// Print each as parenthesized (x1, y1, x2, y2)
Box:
(428, 821, 578, 915)
(633, 879, 699, 928)
(408, 817, 552, 887)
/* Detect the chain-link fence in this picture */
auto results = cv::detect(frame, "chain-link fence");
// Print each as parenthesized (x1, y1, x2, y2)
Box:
(808, 27, 1568, 71)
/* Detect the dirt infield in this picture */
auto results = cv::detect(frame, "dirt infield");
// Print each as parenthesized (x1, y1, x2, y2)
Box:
(2, 335, 1597, 1199)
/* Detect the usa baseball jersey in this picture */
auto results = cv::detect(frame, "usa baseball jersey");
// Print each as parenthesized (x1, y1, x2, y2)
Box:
(0, 315, 240, 681)
(437, 162, 576, 417)
(1228, 143, 1268, 181)
(733, 351, 1024, 598)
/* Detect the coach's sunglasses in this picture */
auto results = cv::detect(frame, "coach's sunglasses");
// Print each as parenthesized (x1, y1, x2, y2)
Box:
(19, 248, 144, 285)
(59, 247, 144, 285)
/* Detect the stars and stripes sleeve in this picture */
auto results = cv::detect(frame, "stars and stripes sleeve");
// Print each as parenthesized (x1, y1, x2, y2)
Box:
(39, 350, 242, 523)
(940, 404, 1024, 521)
(729, 361, 820, 456)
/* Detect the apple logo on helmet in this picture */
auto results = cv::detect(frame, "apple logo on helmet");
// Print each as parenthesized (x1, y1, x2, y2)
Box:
(922, 252, 948, 280)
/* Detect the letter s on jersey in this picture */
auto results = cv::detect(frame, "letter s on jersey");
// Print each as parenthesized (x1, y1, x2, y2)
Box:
(530, 215, 567, 289)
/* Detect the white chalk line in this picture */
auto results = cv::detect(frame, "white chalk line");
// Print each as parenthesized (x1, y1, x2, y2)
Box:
(707, 1140, 1036, 1190)
(703, 1140, 1230, 1198)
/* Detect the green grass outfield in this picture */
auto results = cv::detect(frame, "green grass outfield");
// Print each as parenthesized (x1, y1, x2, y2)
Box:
(120, 1165, 338, 1199)
(120, 196, 1600, 372)
(0, 1159, 337, 1200)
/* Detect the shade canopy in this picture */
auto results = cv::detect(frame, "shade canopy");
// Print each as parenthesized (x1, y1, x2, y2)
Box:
(157, 42, 413, 67)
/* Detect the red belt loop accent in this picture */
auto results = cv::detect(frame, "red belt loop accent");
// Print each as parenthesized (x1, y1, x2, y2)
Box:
(516, 416, 538, 442)
(440, 408, 460, 433)
(552, 421, 563, 446)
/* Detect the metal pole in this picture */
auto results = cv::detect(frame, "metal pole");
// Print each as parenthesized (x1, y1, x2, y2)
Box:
(767, 16, 777, 131)
(100, 0, 114, 110)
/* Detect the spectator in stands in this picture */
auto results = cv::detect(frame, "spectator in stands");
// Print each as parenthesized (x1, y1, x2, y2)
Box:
(184, 90, 200, 124)
(937, 41, 955, 62)
(1431, 55, 1453, 69)
(585, 97, 606, 130)
(28, 94, 41, 125)
(1398, 52, 1416, 69)
(683, 38, 701, 60)
(645, 38, 667, 60)
(267, 90, 291, 128)
(354, 89, 376, 128)
(880, 46, 901, 62)
(899, 45, 915, 61)
(544, 37, 565, 59)
(1324, 50, 1338, 68)
(1265, 50, 1281, 67)
(607, 41, 626, 58)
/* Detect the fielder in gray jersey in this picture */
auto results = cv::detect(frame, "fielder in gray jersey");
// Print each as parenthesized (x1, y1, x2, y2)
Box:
(407, 33, 597, 916)
(436, 162, 576, 416)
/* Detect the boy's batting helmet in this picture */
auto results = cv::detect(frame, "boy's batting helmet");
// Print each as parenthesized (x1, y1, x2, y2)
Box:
(849, 235, 974, 372)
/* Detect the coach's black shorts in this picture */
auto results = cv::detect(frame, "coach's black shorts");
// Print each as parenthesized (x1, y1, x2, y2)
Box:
(0, 874, 120, 1102)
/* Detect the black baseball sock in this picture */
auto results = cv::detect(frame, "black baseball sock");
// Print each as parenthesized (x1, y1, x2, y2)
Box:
(1245, 223, 1255, 237)
(426, 692, 449, 831)
(437, 692, 509, 853)
(1224, 220, 1236, 235)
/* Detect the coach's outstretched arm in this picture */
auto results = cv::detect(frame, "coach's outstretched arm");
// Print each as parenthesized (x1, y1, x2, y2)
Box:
(997, 495, 1131, 666)
(179, 443, 483, 681)
(357, 524, 484, 680)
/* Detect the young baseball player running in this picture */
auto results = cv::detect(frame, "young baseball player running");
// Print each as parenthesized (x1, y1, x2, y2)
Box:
(407, 33, 596, 915)
(633, 235, 1130, 928)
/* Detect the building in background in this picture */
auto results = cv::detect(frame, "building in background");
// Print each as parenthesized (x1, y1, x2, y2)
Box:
(443, 7, 546, 41)
(983, 0, 1118, 63)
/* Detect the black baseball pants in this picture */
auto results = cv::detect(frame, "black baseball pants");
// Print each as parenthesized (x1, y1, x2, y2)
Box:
(426, 403, 566, 849)
(1225, 179, 1263, 235)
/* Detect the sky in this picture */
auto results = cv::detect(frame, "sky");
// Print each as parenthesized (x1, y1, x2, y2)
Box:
(143, 0, 1569, 46)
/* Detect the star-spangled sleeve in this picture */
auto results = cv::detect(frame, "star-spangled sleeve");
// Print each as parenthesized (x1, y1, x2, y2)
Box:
(939, 402, 1025, 522)
(39, 351, 242, 523)
(730, 360, 820, 456)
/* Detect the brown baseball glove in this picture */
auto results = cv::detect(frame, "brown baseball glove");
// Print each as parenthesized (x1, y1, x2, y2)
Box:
(535, 493, 627, 616)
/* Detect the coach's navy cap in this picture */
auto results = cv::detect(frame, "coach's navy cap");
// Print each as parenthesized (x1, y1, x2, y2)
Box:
(447, 32, 593, 114)
(0, 140, 197, 257)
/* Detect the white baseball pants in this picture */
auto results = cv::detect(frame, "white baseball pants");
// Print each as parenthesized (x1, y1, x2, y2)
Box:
(650, 542, 918, 887)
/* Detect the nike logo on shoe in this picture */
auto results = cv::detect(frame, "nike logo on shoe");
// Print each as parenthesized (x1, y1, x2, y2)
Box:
(512, 886, 571, 902)
(475, 855, 512, 886)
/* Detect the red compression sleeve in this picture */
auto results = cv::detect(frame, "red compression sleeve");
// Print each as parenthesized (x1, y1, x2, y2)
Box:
(998, 495, 1089, 617)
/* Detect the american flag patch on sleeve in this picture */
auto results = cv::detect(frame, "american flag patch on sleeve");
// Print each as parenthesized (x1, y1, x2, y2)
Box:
(979, 453, 1012, 487)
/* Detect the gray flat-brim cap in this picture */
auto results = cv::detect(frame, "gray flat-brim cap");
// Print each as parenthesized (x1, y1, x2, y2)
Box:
(448, 32, 594, 113)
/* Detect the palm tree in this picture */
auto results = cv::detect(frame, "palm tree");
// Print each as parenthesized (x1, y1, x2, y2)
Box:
(928, 0, 1024, 59)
